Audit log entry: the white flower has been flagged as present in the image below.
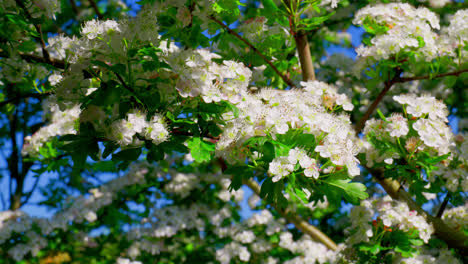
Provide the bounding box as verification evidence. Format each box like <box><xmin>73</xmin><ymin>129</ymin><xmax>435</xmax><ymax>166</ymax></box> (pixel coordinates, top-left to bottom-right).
<box><xmin>84</xmin><ymin>211</ymin><xmax>97</xmax><ymax>222</ymax></box>
<box><xmin>269</xmin><ymin>157</ymin><xmax>294</xmax><ymax>182</ymax></box>
<box><xmin>386</xmin><ymin>113</ymin><xmax>409</xmax><ymax>138</ymax></box>
<box><xmin>48</xmin><ymin>73</ymin><xmax>63</xmax><ymax>85</ymax></box>
<box><xmin>81</xmin><ymin>19</ymin><xmax>121</xmax><ymax>40</ymax></box>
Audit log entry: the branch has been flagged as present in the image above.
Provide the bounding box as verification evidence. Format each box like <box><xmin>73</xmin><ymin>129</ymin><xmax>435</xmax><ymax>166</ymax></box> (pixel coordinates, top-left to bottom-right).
<box><xmin>69</xmin><ymin>0</ymin><xmax>79</xmax><ymax>15</ymax></box>
<box><xmin>396</xmin><ymin>68</ymin><xmax>468</xmax><ymax>83</ymax></box>
<box><xmin>21</xmin><ymin>174</ymin><xmax>41</xmax><ymax>205</ymax></box>
<box><xmin>355</xmin><ymin>71</ymin><xmax>401</xmax><ymax>134</ymax></box>
<box><xmin>355</xmin><ymin>68</ymin><xmax>468</xmax><ymax>134</ymax></box>
<box><xmin>216</xmin><ymin>158</ymin><xmax>337</xmax><ymax>250</ymax></box>
<box><xmin>284</xmin><ymin>0</ymin><xmax>315</xmax><ymax>81</ymax></box>
<box><xmin>8</xmin><ymin>108</ymin><xmax>23</xmax><ymax>210</ymax></box>
<box><xmin>375</xmin><ymin>174</ymin><xmax>467</xmax><ymax>254</ymax></box>
<box><xmin>208</xmin><ymin>16</ymin><xmax>295</xmax><ymax>87</ymax></box>
<box><xmin>243</xmin><ymin>178</ymin><xmax>338</xmax><ymax>251</ymax></box>
<box><xmin>113</xmin><ymin>71</ymin><xmax>137</xmax><ymax>94</ymax></box>
<box><xmin>89</xmin><ymin>0</ymin><xmax>104</xmax><ymax>19</ymax></box>
<box><xmin>0</xmin><ymin>190</ymin><xmax>6</xmax><ymax>211</ymax></box>
<box><xmin>355</xmin><ymin>67</ymin><xmax>468</xmax><ymax>253</ymax></box>
<box><xmin>0</xmin><ymin>50</ymin><xmax>66</xmax><ymax>69</ymax></box>
<box><xmin>14</xmin><ymin>0</ymin><xmax>51</xmax><ymax>63</ymax></box>
<box><xmin>0</xmin><ymin>92</ymin><xmax>52</xmax><ymax>108</ymax></box>
<box><xmin>436</xmin><ymin>194</ymin><xmax>450</xmax><ymax>219</ymax></box>
<box><xmin>294</xmin><ymin>32</ymin><xmax>316</xmax><ymax>81</ymax></box>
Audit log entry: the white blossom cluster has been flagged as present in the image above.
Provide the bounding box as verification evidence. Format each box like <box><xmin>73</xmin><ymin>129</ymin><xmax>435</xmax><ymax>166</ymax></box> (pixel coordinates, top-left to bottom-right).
<box><xmin>237</xmin><ymin>16</ymin><xmax>290</xmax><ymax>45</ymax></box>
<box><xmin>22</xmin><ymin>101</ymin><xmax>81</xmax><ymax>156</ymax></box>
<box><xmin>354</xmin><ymin>3</ymin><xmax>440</xmax><ymax>61</ymax></box>
<box><xmin>0</xmin><ymin>0</ymin><xmax>61</xmax><ymax>19</ymax></box>
<box><xmin>0</xmin><ymin>162</ymin><xmax>156</xmax><ymax>261</ymax></box>
<box><xmin>214</xmin><ymin>209</ymin><xmax>338</xmax><ymax>264</ymax></box>
<box><xmin>320</xmin><ymin>0</ymin><xmax>341</xmax><ymax>9</ymax></box>
<box><xmin>216</xmin><ymin>80</ymin><xmax>360</xmax><ymax>178</ymax></box>
<box><xmin>378</xmin><ymin>197</ymin><xmax>434</xmax><ymax>243</ymax></box>
<box><xmin>355</xmin><ymin>3</ymin><xmax>468</xmax><ymax>66</ymax></box>
<box><xmin>363</xmin><ymin>93</ymin><xmax>454</xmax><ymax>167</ymax></box>
<box><xmin>430</xmin><ymin>133</ymin><xmax>468</xmax><ymax>192</ymax></box>
<box><xmin>439</xmin><ymin>9</ymin><xmax>468</xmax><ymax>61</ymax></box>
<box><xmin>396</xmin><ymin>247</ymin><xmax>461</xmax><ymax>264</ymax></box>
<box><xmin>418</xmin><ymin>0</ymin><xmax>452</xmax><ymax>8</ymax></box>
<box><xmin>216</xmin><ymin>242</ymin><xmax>251</xmax><ymax>264</ymax></box>
<box><xmin>116</xmin><ymin>257</ymin><xmax>142</xmax><ymax>264</ymax></box>
<box><xmin>395</xmin><ymin>93</ymin><xmax>453</xmax><ymax>156</ymax></box>
<box><xmin>110</xmin><ymin>110</ymin><xmax>169</xmax><ymax>146</ymax></box>
<box><xmin>269</xmin><ymin>147</ymin><xmax>320</xmax><ymax>182</ymax></box>
<box><xmin>280</xmin><ymin>232</ymin><xmax>339</xmax><ymax>264</ymax></box>
<box><xmin>345</xmin><ymin>196</ymin><xmax>434</xmax><ymax>247</ymax></box>
<box><xmin>442</xmin><ymin>202</ymin><xmax>468</xmax><ymax>232</ymax></box>
<box><xmin>168</xmin><ymin>49</ymin><xmax>252</xmax><ymax>104</ymax></box>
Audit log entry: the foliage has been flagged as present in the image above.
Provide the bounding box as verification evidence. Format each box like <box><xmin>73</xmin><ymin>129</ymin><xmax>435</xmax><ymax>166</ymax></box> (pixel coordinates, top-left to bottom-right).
<box><xmin>0</xmin><ymin>0</ymin><xmax>467</xmax><ymax>263</ymax></box>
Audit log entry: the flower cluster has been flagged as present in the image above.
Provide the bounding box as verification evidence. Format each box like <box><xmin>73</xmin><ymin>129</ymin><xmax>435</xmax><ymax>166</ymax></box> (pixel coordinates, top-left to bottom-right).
<box><xmin>363</xmin><ymin>93</ymin><xmax>454</xmax><ymax>168</ymax></box>
<box><xmin>22</xmin><ymin>101</ymin><xmax>81</xmax><ymax>156</ymax></box>
<box><xmin>418</xmin><ymin>0</ymin><xmax>452</xmax><ymax>8</ymax></box>
<box><xmin>345</xmin><ymin>196</ymin><xmax>434</xmax><ymax>250</ymax></box>
<box><xmin>237</xmin><ymin>16</ymin><xmax>290</xmax><ymax>45</ymax></box>
<box><xmin>378</xmin><ymin>198</ymin><xmax>434</xmax><ymax>243</ymax></box>
<box><xmin>0</xmin><ymin>162</ymin><xmax>157</xmax><ymax>261</ymax></box>
<box><xmin>439</xmin><ymin>9</ymin><xmax>468</xmax><ymax>61</ymax></box>
<box><xmin>216</xmin><ymin>80</ymin><xmax>360</xmax><ymax>177</ymax></box>
<box><xmin>110</xmin><ymin>110</ymin><xmax>169</xmax><ymax>146</ymax></box>
<box><xmin>269</xmin><ymin>147</ymin><xmax>320</xmax><ymax>182</ymax></box>
<box><xmin>396</xmin><ymin>247</ymin><xmax>461</xmax><ymax>264</ymax></box>
<box><xmin>354</xmin><ymin>3</ymin><xmax>440</xmax><ymax>61</ymax></box>
<box><xmin>168</xmin><ymin>49</ymin><xmax>252</xmax><ymax>104</ymax></box>
<box><xmin>442</xmin><ymin>202</ymin><xmax>468</xmax><ymax>232</ymax></box>
<box><xmin>279</xmin><ymin>232</ymin><xmax>338</xmax><ymax>264</ymax></box>
<box><xmin>432</xmin><ymin>133</ymin><xmax>468</xmax><ymax>192</ymax></box>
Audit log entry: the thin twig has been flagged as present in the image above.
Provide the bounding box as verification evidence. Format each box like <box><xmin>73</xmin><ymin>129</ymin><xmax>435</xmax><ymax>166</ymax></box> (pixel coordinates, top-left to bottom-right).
<box><xmin>113</xmin><ymin>71</ymin><xmax>136</xmax><ymax>94</ymax></box>
<box><xmin>396</xmin><ymin>68</ymin><xmax>468</xmax><ymax>83</ymax></box>
<box><xmin>0</xmin><ymin>49</ymin><xmax>65</xmax><ymax>69</ymax></box>
<box><xmin>89</xmin><ymin>0</ymin><xmax>104</xmax><ymax>19</ymax></box>
<box><xmin>21</xmin><ymin>174</ymin><xmax>42</xmax><ymax>205</ymax></box>
<box><xmin>355</xmin><ymin>71</ymin><xmax>401</xmax><ymax>134</ymax></box>
<box><xmin>0</xmin><ymin>92</ymin><xmax>52</xmax><ymax>108</ymax></box>
<box><xmin>355</xmin><ymin>68</ymin><xmax>467</xmax><ymax>135</ymax></box>
<box><xmin>70</xmin><ymin>0</ymin><xmax>79</xmax><ymax>15</ymax></box>
<box><xmin>217</xmin><ymin>158</ymin><xmax>337</xmax><ymax>251</ymax></box>
<box><xmin>208</xmin><ymin>15</ymin><xmax>295</xmax><ymax>87</ymax></box>
<box><xmin>436</xmin><ymin>194</ymin><xmax>450</xmax><ymax>219</ymax></box>
<box><xmin>0</xmin><ymin>191</ymin><xmax>6</xmax><ymax>211</ymax></box>
<box><xmin>243</xmin><ymin>178</ymin><xmax>338</xmax><ymax>251</ymax></box>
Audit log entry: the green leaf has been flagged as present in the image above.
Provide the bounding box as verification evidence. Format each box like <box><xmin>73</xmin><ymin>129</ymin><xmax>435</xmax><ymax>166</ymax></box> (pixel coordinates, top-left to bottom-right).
<box><xmin>113</xmin><ymin>148</ymin><xmax>142</xmax><ymax>161</ymax></box>
<box><xmin>377</xmin><ymin>108</ymin><xmax>387</xmax><ymax>122</ymax></box>
<box><xmin>186</xmin><ymin>137</ymin><xmax>215</xmax><ymax>163</ymax></box>
<box><xmin>409</xmin><ymin>239</ymin><xmax>424</xmax><ymax>246</ymax></box>
<box><xmin>300</xmin><ymin>12</ymin><xmax>335</xmax><ymax>31</ymax></box>
<box><xmin>225</xmin><ymin>165</ymin><xmax>252</xmax><ymax>190</ymax></box>
<box><xmin>103</xmin><ymin>142</ymin><xmax>119</xmax><ymax>159</ymax></box>
<box><xmin>147</xmin><ymin>145</ymin><xmax>164</xmax><ymax>162</ymax></box>
<box><xmin>324</xmin><ymin>178</ymin><xmax>368</xmax><ymax>204</ymax></box>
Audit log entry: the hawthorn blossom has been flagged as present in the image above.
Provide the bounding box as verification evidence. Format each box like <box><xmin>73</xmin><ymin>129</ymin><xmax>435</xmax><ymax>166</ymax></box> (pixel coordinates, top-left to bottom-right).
<box><xmin>269</xmin><ymin>157</ymin><xmax>294</xmax><ymax>182</ymax></box>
